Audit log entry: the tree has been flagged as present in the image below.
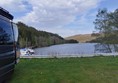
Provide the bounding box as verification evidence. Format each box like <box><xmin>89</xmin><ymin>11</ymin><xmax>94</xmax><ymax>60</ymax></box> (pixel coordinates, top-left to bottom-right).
<box><xmin>94</xmin><ymin>8</ymin><xmax>118</xmax><ymax>44</ymax></box>
<box><xmin>94</xmin><ymin>8</ymin><xmax>118</xmax><ymax>52</ymax></box>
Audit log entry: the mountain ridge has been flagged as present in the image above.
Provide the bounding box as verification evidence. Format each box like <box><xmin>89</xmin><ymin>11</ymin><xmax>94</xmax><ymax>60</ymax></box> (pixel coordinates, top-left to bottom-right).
<box><xmin>65</xmin><ymin>34</ymin><xmax>97</xmax><ymax>43</ymax></box>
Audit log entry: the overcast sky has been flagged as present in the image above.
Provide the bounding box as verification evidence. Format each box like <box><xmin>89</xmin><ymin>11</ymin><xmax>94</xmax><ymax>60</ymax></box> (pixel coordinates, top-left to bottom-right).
<box><xmin>0</xmin><ymin>0</ymin><xmax>118</xmax><ymax>37</ymax></box>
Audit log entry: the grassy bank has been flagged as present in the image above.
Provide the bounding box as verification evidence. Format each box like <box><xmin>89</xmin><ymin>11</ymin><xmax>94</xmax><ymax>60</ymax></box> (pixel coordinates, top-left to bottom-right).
<box><xmin>9</xmin><ymin>56</ymin><xmax>118</xmax><ymax>83</ymax></box>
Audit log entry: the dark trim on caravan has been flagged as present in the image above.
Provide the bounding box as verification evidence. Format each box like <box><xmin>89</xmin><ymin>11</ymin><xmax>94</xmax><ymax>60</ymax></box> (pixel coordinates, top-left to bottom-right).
<box><xmin>0</xmin><ymin>7</ymin><xmax>13</xmax><ymax>20</ymax></box>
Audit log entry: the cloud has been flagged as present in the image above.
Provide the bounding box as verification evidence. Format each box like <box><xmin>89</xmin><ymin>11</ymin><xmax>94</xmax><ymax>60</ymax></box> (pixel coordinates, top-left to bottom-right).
<box><xmin>19</xmin><ymin>0</ymin><xmax>101</xmax><ymax>27</ymax></box>
<box><xmin>0</xmin><ymin>0</ymin><xmax>103</xmax><ymax>37</ymax></box>
<box><xmin>0</xmin><ymin>0</ymin><xmax>29</xmax><ymax>13</ymax></box>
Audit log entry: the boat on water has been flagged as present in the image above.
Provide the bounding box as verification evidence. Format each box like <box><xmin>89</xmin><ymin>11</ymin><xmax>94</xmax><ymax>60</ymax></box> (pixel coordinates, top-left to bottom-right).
<box><xmin>20</xmin><ymin>48</ymin><xmax>35</xmax><ymax>56</ymax></box>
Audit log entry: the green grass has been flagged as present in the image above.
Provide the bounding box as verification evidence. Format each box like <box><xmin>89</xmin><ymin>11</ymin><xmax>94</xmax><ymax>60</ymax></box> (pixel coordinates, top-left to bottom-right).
<box><xmin>9</xmin><ymin>56</ymin><xmax>118</xmax><ymax>83</ymax></box>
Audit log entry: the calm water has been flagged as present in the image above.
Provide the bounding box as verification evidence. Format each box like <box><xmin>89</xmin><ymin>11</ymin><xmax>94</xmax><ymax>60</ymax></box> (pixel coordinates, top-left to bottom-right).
<box><xmin>34</xmin><ymin>43</ymin><xmax>118</xmax><ymax>57</ymax></box>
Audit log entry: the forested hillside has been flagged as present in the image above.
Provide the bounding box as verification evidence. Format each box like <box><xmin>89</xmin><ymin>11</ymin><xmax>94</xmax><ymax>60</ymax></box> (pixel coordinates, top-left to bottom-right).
<box><xmin>17</xmin><ymin>22</ymin><xmax>78</xmax><ymax>48</ymax></box>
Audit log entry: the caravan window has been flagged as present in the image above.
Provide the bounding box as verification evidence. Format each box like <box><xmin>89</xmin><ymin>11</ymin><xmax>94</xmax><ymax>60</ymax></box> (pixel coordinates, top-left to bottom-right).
<box><xmin>0</xmin><ymin>19</ymin><xmax>13</xmax><ymax>44</ymax></box>
<box><xmin>12</xmin><ymin>23</ymin><xmax>18</xmax><ymax>42</ymax></box>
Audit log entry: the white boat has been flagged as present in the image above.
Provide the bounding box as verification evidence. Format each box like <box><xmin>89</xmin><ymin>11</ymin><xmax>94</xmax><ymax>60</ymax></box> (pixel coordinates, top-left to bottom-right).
<box><xmin>20</xmin><ymin>48</ymin><xmax>35</xmax><ymax>56</ymax></box>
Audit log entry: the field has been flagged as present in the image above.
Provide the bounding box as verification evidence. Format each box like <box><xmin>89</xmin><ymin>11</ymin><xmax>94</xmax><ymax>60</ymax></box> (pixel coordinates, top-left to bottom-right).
<box><xmin>9</xmin><ymin>56</ymin><xmax>118</xmax><ymax>83</ymax></box>
<box><xmin>65</xmin><ymin>34</ymin><xmax>96</xmax><ymax>43</ymax></box>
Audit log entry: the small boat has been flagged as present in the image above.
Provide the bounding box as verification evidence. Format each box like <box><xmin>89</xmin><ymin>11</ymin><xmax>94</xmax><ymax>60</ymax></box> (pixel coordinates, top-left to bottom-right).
<box><xmin>20</xmin><ymin>48</ymin><xmax>35</xmax><ymax>56</ymax></box>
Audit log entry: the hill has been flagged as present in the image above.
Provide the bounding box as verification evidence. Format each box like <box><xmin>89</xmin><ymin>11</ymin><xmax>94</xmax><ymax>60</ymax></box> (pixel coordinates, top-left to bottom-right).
<box><xmin>17</xmin><ymin>22</ymin><xmax>65</xmax><ymax>48</ymax></box>
<box><xmin>65</xmin><ymin>34</ymin><xmax>97</xmax><ymax>43</ymax></box>
<box><xmin>17</xmin><ymin>22</ymin><xmax>78</xmax><ymax>48</ymax></box>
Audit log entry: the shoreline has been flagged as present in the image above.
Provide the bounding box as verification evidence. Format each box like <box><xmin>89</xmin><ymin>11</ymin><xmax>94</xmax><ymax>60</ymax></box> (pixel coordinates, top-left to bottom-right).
<box><xmin>20</xmin><ymin>53</ymin><xmax>118</xmax><ymax>58</ymax></box>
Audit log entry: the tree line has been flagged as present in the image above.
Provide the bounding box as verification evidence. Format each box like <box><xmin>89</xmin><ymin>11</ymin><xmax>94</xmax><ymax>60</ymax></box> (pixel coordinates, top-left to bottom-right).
<box><xmin>17</xmin><ymin>22</ymin><xmax>78</xmax><ymax>48</ymax></box>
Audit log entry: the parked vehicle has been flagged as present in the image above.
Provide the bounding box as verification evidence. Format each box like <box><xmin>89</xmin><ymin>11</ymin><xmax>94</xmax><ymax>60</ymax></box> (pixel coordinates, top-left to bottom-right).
<box><xmin>20</xmin><ymin>48</ymin><xmax>34</xmax><ymax>56</ymax></box>
<box><xmin>0</xmin><ymin>7</ymin><xmax>20</xmax><ymax>82</ymax></box>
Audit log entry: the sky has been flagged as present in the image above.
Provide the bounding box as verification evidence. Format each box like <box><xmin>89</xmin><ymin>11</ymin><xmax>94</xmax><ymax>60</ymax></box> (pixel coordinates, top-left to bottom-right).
<box><xmin>0</xmin><ymin>0</ymin><xmax>118</xmax><ymax>37</ymax></box>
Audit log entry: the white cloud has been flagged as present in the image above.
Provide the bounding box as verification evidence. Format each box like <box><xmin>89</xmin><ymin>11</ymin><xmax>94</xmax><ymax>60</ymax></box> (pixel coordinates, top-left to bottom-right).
<box><xmin>0</xmin><ymin>0</ymin><xmax>103</xmax><ymax>37</ymax></box>
<box><xmin>0</xmin><ymin>0</ymin><xmax>29</xmax><ymax>12</ymax></box>
<box><xmin>19</xmin><ymin>0</ymin><xmax>101</xmax><ymax>27</ymax></box>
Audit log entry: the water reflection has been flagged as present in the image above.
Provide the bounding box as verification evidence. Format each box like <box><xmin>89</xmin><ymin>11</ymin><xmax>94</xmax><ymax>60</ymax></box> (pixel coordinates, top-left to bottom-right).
<box><xmin>94</xmin><ymin>43</ymin><xmax>118</xmax><ymax>53</ymax></box>
<box><xmin>0</xmin><ymin>27</ymin><xmax>10</xmax><ymax>44</ymax></box>
<box><xmin>34</xmin><ymin>43</ymin><xmax>118</xmax><ymax>56</ymax></box>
